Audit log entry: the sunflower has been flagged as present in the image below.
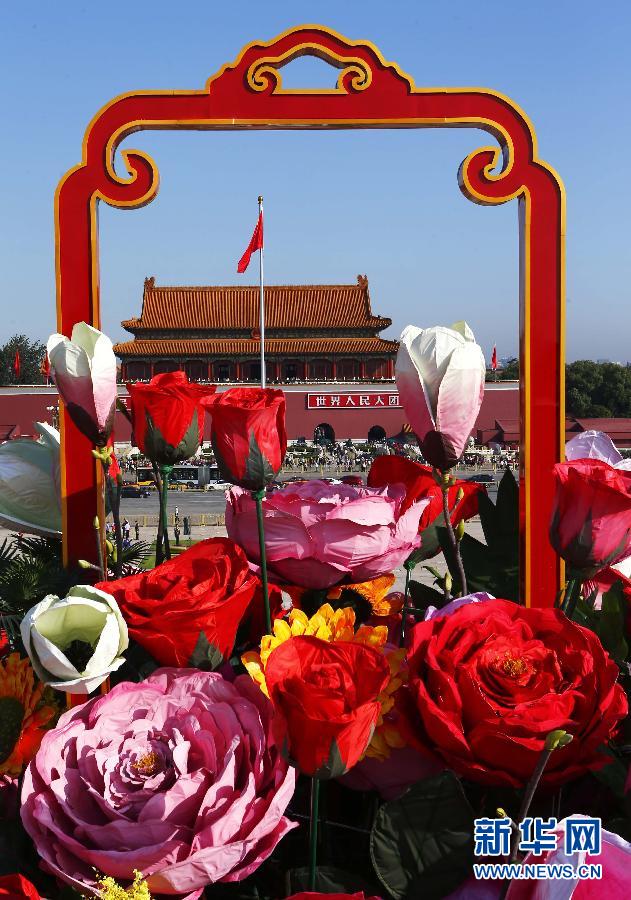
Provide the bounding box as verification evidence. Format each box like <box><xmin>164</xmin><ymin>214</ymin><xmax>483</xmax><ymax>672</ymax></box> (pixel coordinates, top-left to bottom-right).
<box><xmin>242</xmin><ymin>603</ymin><xmax>406</xmax><ymax>761</ymax></box>
<box><xmin>0</xmin><ymin>653</ymin><xmax>57</xmax><ymax>776</ymax></box>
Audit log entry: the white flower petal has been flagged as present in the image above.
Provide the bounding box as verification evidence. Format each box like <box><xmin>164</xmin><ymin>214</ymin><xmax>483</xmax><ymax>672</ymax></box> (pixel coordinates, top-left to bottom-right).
<box><xmin>395</xmin><ymin>331</ymin><xmax>435</xmax><ymax>441</ymax></box>
<box><xmin>435</xmin><ymin>341</ymin><xmax>486</xmax><ymax>460</ymax></box>
<box><xmin>83</xmin><ymin>612</ymin><xmax>121</xmax><ymax>677</ymax></box>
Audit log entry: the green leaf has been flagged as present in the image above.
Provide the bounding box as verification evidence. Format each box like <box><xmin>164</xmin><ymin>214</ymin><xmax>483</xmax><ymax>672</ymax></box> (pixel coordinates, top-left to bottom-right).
<box><xmin>408</xmin><ymin>580</ymin><xmax>445</xmax><ymax>612</ymax></box>
<box><xmin>591</xmin><ymin>748</ymin><xmax>629</xmax><ymax>799</ymax></box>
<box><xmin>188</xmin><ymin>632</ymin><xmax>225</xmax><ymax>671</ymax></box>
<box><xmin>496</xmin><ymin>467</ymin><xmax>519</xmax><ymax>536</ymax></box>
<box><xmin>244</xmin><ymin>429</ymin><xmax>276</xmax><ymax>490</ymax></box>
<box><xmin>412</xmin><ymin>521</ymin><xmax>445</xmax><ymax>563</ymax></box>
<box><xmin>370</xmin><ymin>771</ymin><xmax>475</xmax><ymax>899</ymax></box>
<box><xmin>0</xmin><ymin>696</ymin><xmax>24</xmax><ymax>764</ymax></box>
<box><xmin>597</xmin><ymin>581</ymin><xmax>629</xmax><ymax>663</ymax></box>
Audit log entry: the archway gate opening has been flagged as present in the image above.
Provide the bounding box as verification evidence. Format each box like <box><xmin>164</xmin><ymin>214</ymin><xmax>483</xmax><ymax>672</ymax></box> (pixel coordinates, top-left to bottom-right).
<box><xmin>55</xmin><ymin>25</ymin><xmax>565</xmax><ymax>607</ymax></box>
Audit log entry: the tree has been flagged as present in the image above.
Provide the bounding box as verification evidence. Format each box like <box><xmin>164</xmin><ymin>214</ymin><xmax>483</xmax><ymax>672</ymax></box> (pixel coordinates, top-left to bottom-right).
<box><xmin>0</xmin><ymin>335</ymin><xmax>47</xmax><ymax>385</ymax></box>
<box><xmin>566</xmin><ymin>360</ymin><xmax>631</xmax><ymax>418</ymax></box>
<box><xmin>485</xmin><ymin>357</ymin><xmax>519</xmax><ymax>382</ymax></box>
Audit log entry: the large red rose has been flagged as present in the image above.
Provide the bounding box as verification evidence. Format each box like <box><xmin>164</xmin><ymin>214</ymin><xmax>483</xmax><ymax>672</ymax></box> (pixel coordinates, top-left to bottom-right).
<box><xmin>265</xmin><ymin>636</ymin><xmax>390</xmax><ymax>778</ymax></box>
<box><xmin>0</xmin><ymin>875</ymin><xmax>40</xmax><ymax>899</ymax></box>
<box><xmin>205</xmin><ymin>387</ymin><xmax>286</xmax><ymax>491</ymax></box>
<box><xmin>550</xmin><ymin>458</ymin><xmax>631</xmax><ymax>574</ymax></box>
<box><xmin>126</xmin><ymin>371</ymin><xmax>215</xmax><ymax>465</ymax></box>
<box><xmin>405</xmin><ymin>598</ymin><xmax>627</xmax><ymax>787</ymax></box>
<box><xmin>368</xmin><ymin>454</ymin><xmax>482</xmax><ymax>532</ymax></box>
<box><xmin>96</xmin><ymin>538</ymin><xmax>257</xmax><ymax>667</ymax></box>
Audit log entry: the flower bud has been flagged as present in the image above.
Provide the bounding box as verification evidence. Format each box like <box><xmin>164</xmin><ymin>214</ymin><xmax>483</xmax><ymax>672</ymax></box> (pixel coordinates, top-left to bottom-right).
<box><xmin>20</xmin><ymin>585</ymin><xmax>128</xmax><ymax>695</ymax></box>
<box><xmin>544</xmin><ymin>729</ymin><xmax>574</xmax><ymax>751</ymax></box>
<box><xmin>455</xmin><ymin>519</ymin><xmax>466</xmax><ymax>542</ymax></box>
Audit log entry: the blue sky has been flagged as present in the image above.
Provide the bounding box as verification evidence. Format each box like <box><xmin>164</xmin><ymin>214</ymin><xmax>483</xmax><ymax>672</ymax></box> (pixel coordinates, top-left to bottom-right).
<box><xmin>1</xmin><ymin>0</ymin><xmax>630</xmax><ymax>362</ymax></box>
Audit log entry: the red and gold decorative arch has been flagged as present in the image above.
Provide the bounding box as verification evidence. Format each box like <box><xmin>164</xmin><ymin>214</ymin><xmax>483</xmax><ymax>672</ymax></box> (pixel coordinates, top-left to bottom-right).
<box><xmin>55</xmin><ymin>25</ymin><xmax>565</xmax><ymax>606</ymax></box>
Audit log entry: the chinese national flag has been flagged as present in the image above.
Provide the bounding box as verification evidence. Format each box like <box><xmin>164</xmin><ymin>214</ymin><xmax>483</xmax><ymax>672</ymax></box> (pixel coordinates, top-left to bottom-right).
<box><xmin>41</xmin><ymin>353</ymin><xmax>51</xmax><ymax>379</ymax></box>
<box><xmin>491</xmin><ymin>345</ymin><xmax>498</xmax><ymax>372</ymax></box>
<box><xmin>13</xmin><ymin>350</ymin><xmax>21</xmax><ymax>379</ymax></box>
<box><xmin>237</xmin><ymin>211</ymin><xmax>263</xmax><ymax>273</ymax></box>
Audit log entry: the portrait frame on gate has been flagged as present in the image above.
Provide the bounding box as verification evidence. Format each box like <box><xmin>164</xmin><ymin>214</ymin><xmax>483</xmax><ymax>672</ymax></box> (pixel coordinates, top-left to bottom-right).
<box><xmin>54</xmin><ymin>24</ymin><xmax>565</xmax><ymax>605</ymax></box>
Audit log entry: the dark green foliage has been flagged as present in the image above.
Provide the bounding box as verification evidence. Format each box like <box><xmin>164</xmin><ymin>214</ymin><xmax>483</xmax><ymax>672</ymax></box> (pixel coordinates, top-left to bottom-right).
<box><xmin>566</xmin><ymin>360</ymin><xmax>631</xmax><ymax>417</ymax></box>
<box><xmin>486</xmin><ymin>356</ymin><xmax>518</xmax><ymax>381</ymax></box>
<box><xmin>370</xmin><ymin>771</ymin><xmax>476</xmax><ymax>899</ymax></box>
<box><xmin>288</xmin><ymin>866</ymin><xmax>382</xmax><ymax>897</ymax></box>
<box><xmin>0</xmin><ymin>536</ymin><xmax>77</xmax><ymax>615</ymax></box>
<box><xmin>0</xmin><ymin>697</ymin><xmax>24</xmax><ymax>764</ymax></box>
<box><xmin>408</xmin><ymin>578</ymin><xmax>445</xmax><ymax>612</ymax></box>
<box><xmin>596</xmin><ymin>581</ymin><xmax>629</xmax><ymax>664</ymax></box>
<box><xmin>439</xmin><ymin>468</ymin><xmax>519</xmax><ymax>601</ymax></box>
<box><xmin>188</xmin><ymin>631</ymin><xmax>225</xmax><ymax>670</ymax></box>
<box><xmin>487</xmin><ymin>358</ymin><xmax>631</xmax><ymax>416</ymax></box>
<box><xmin>108</xmin><ymin>539</ymin><xmax>152</xmax><ymax>573</ymax></box>
<box><xmin>0</xmin><ymin>334</ymin><xmax>47</xmax><ymax>385</ymax></box>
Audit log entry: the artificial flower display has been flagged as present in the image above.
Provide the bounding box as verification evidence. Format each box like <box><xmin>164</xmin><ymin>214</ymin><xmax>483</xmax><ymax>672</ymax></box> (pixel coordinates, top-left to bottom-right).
<box><xmin>242</xmin><ymin>603</ymin><xmax>406</xmax><ymax>760</ymax></box>
<box><xmin>20</xmin><ymin>585</ymin><xmax>128</xmax><ymax>695</ymax></box>
<box><xmin>47</xmin><ymin>322</ymin><xmax>117</xmax><ymax>446</ymax></box>
<box><xmin>265</xmin><ymin>635</ymin><xmax>391</xmax><ymax>778</ymax></box>
<box><xmin>205</xmin><ymin>387</ymin><xmax>287</xmax><ymax>491</ymax></box>
<box><xmin>0</xmin><ymin>874</ymin><xmax>41</xmax><ymax>899</ymax></box>
<box><xmin>96</xmin><ymin>538</ymin><xmax>258</xmax><ymax>667</ymax></box>
<box><xmin>126</xmin><ymin>371</ymin><xmax>216</xmax><ymax>465</ymax></box>
<box><xmin>395</xmin><ymin>321</ymin><xmax>486</xmax><ymax>470</ymax></box>
<box><xmin>226</xmin><ymin>479</ymin><xmax>427</xmax><ymax>589</ymax></box>
<box><xmin>405</xmin><ymin>597</ymin><xmax>627</xmax><ymax>787</ymax></box>
<box><xmin>0</xmin><ymin>654</ymin><xmax>56</xmax><ymax>777</ymax></box>
<box><xmin>566</xmin><ymin>428</ymin><xmax>631</xmax><ymax>469</ymax></box>
<box><xmin>549</xmin><ymin>458</ymin><xmax>631</xmax><ymax>574</ymax></box>
<box><xmin>20</xmin><ymin>669</ymin><xmax>296</xmax><ymax>896</ymax></box>
<box><xmin>367</xmin><ymin>453</ymin><xmax>483</xmax><ymax>532</ymax></box>
<box><xmin>0</xmin><ymin>422</ymin><xmax>61</xmax><ymax>537</ymax></box>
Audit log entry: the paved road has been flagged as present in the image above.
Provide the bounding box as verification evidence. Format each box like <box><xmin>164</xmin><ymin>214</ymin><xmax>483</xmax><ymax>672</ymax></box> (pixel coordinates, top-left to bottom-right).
<box><xmin>118</xmin><ymin>468</ymin><xmax>503</xmax><ymax>521</ymax></box>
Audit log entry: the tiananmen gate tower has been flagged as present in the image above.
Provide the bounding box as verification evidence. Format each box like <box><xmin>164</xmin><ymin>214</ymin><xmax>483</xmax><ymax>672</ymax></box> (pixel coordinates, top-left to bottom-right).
<box><xmin>114</xmin><ymin>274</ymin><xmax>398</xmax><ymax>385</ymax></box>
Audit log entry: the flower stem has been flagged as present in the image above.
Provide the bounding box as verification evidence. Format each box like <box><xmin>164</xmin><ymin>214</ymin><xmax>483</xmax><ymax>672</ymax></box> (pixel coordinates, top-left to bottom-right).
<box><xmin>103</xmin><ymin>466</ymin><xmax>123</xmax><ymax>578</ymax></box>
<box><xmin>441</xmin><ymin>475</ymin><xmax>467</xmax><ymax>596</ymax></box>
<box><xmin>562</xmin><ymin>577</ymin><xmax>583</xmax><ymax>620</ymax></box>
<box><xmin>93</xmin><ymin>516</ymin><xmax>105</xmax><ymax>580</ymax></box>
<box><xmin>309</xmin><ymin>776</ymin><xmax>321</xmax><ymax>891</ymax></box>
<box><xmin>153</xmin><ymin>464</ymin><xmax>164</xmax><ymax>565</ymax></box>
<box><xmin>253</xmin><ymin>489</ymin><xmax>272</xmax><ymax>634</ymax></box>
<box><xmin>399</xmin><ymin>561</ymin><xmax>413</xmax><ymax>648</ymax></box>
<box><xmin>160</xmin><ymin>466</ymin><xmax>172</xmax><ymax>561</ymax></box>
<box><xmin>499</xmin><ymin>734</ymin><xmax>570</xmax><ymax>900</ymax></box>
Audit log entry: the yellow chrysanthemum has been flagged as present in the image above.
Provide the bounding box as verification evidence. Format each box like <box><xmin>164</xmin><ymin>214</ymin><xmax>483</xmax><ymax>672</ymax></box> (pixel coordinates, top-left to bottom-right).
<box><xmin>242</xmin><ymin>604</ymin><xmax>406</xmax><ymax>761</ymax></box>
<box><xmin>96</xmin><ymin>870</ymin><xmax>151</xmax><ymax>900</ymax></box>
<box><xmin>327</xmin><ymin>574</ymin><xmax>403</xmax><ymax>617</ymax></box>
<box><xmin>0</xmin><ymin>653</ymin><xmax>57</xmax><ymax>776</ymax></box>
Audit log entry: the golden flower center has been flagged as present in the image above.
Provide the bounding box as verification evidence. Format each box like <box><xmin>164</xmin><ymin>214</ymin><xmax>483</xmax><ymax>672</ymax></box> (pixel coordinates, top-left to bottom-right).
<box><xmin>133</xmin><ymin>751</ymin><xmax>160</xmax><ymax>775</ymax></box>
<box><xmin>494</xmin><ymin>652</ymin><xmax>529</xmax><ymax>679</ymax></box>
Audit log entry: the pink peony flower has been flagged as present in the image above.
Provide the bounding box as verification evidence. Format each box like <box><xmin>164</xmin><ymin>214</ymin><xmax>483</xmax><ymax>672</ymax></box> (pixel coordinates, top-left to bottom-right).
<box><xmin>226</xmin><ymin>480</ymin><xmax>428</xmax><ymax>590</ymax></box>
<box><xmin>21</xmin><ymin>669</ymin><xmax>296</xmax><ymax>899</ymax></box>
